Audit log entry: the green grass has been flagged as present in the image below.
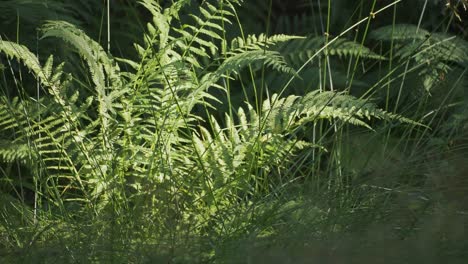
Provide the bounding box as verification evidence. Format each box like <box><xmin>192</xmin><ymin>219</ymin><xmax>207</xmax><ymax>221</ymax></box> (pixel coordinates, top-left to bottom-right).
<box><xmin>0</xmin><ymin>0</ymin><xmax>467</xmax><ymax>263</ymax></box>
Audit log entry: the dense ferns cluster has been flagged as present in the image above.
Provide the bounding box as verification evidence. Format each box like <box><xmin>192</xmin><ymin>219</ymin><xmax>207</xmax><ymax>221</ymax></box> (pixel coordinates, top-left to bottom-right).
<box><xmin>0</xmin><ymin>0</ymin><xmax>445</xmax><ymax>236</ymax></box>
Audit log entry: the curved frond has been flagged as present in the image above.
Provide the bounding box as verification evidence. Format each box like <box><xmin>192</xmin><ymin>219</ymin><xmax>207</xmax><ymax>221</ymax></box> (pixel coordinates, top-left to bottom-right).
<box><xmin>279</xmin><ymin>36</ymin><xmax>386</xmax><ymax>67</ymax></box>
<box><xmin>371</xmin><ymin>24</ymin><xmax>468</xmax><ymax>91</ymax></box>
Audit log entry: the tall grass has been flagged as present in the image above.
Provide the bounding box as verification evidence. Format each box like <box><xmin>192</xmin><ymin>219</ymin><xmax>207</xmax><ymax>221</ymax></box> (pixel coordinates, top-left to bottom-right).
<box><xmin>0</xmin><ymin>0</ymin><xmax>467</xmax><ymax>263</ymax></box>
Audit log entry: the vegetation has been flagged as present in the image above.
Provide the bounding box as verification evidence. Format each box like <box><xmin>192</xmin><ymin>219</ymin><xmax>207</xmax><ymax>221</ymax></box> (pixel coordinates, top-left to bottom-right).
<box><xmin>0</xmin><ymin>0</ymin><xmax>467</xmax><ymax>263</ymax></box>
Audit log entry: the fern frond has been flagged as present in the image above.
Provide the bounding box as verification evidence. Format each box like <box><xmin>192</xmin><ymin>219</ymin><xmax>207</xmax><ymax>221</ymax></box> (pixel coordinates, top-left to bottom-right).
<box><xmin>188</xmin><ymin>88</ymin><xmax>418</xmax><ymax>200</ymax></box>
<box><xmin>40</xmin><ymin>20</ymin><xmax>128</xmax><ymax>153</ymax></box>
<box><xmin>0</xmin><ymin>36</ymin><xmax>105</xmax><ymax>201</ymax></box>
<box><xmin>0</xmin><ymin>141</ymin><xmax>33</xmax><ymax>164</ymax></box>
<box><xmin>40</xmin><ymin>20</ymin><xmax>122</xmax><ymax>89</ymax></box>
<box><xmin>372</xmin><ymin>25</ymin><xmax>468</xmax><ymax>65</ymax></box>
<box><xmin>0</xmin><ymin>40</ymin><xmax>46</xmax><ymax>81</ymax></box>
<box><xmin>169</xmin><ymin>1</ymin><xmax>235</xmax><ymax>62</ymax></box>
<box><xmin>227</xmin><ymin>34</ymin><xmax>304</xmax><ymax>54</ymax></box>
<box><xmin>371</xmin><ymin>24</ymin><xmax>468</xmax><ymax>91</ymax></box>
<box><xmin>260</xmin><ymin>90</ymin><xmax>421</xmax><ymax>131</ymax></box>
<box><xmin>279</xmin><ymin>36</ymin><xmax>386</xmax><ymax>67</ymax></box>
<box><xmin>0</xmin><ymin>96</ymin><xmax>88</xmax><ymax>194</ymax></box>
<box><xmin>370</xmin><ymin>24</ymin><xmax>430</xmax><ymax>41</ymax></box>
<box><xmin>200</xmin><ymin>50</ymin><xmax>296</xmax><ymax>92</ymax></box>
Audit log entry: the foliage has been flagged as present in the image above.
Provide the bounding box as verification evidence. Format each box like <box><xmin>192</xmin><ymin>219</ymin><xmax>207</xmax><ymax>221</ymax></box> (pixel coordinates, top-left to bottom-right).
<box><xmin>0</xmin><ymin>0</ymin><xmax>467</xmax><ymax>262</ymax></box>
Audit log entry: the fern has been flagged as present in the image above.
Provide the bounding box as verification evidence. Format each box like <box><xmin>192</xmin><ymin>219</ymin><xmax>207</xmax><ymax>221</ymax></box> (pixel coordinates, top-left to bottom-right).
<box><xmin>226</xmin><ymin>33</ymin><xmax>304</xmax><ymax>53</ymax></box>
<box><xmin>40</xmin><ymin>21</ymin><xmax>124</xmax><ymax>124</ymax></box>
<box><xmin>0</xmin><ymin>40</ymin><xmax>46</xmax><ymax>81</ymax></box>
<box><xmin>188</xmin><ymin>89</ymin><xmax>417</xmax><ymax>198</ymax></box>
<box><xmin>370</xmin><ymin>24</ymin><xmax>431</xmax><ymax>41</ymax></box>
<box><xmin>0</xmin><ymin>95</ymin><xmax>88</xmax><ymax>199</ymax></box>
<box><xmin>279</xmin><ymin>36</ymin><xmax>386</xmax><ymax>68</ymax></box>
<box><xmin>0</xmin><ymin>31</ymin><xmax>123</xmax><ymax>206</ymax></box>
<box><xmin>370</xmin><ymin>24</ymin><xmax>468</xmax><ymax>91</ymax></box>
<box><xmin>0</xmin><ymin>0</ymin><xmax>423</xmax><ymax>245</ymax></box>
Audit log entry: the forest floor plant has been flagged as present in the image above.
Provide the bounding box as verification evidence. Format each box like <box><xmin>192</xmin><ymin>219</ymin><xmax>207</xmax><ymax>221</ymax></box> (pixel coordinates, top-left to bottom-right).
<box><xmin>0</xmin><ymin>0</ymin><xmax>467</xmax><ymax>263</ymax></box>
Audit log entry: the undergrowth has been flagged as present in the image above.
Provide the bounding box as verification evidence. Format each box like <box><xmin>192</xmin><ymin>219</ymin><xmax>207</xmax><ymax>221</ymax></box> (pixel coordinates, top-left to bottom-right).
<box><xmin>0</xmin><ymin>0</ymin><xmax>467</xmax><ymax>263</ymax></box>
